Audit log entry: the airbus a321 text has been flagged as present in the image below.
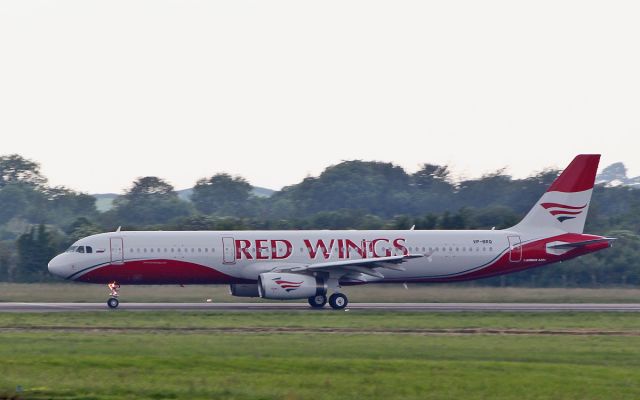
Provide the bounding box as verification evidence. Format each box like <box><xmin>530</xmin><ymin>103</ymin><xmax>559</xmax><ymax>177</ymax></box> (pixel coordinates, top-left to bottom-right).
<box><xmin>48</xmin><ymin>155</ymin><xmax>615</xmax><ymax>309</ymax></box>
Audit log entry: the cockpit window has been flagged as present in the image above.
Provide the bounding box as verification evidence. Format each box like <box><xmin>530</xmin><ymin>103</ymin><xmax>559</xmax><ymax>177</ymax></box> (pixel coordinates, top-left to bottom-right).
<box><xmin>65</xmin><ymin>245</ymin><xmax>94</xmax><ymax>254</ymax></box>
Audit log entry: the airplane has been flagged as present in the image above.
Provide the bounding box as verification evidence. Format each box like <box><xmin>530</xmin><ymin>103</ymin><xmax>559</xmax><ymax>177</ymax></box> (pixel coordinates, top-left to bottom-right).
<box><xmin>48</xmin><ymin>154</ymin><xmax>615</xmax><ymax>309</ymax></box>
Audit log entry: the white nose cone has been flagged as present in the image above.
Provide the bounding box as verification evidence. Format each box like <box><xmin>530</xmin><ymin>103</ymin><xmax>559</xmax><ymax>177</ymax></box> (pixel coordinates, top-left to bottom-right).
<box><xmin>48</xmin><ymin>255</ymin><xmax>66</xmax><ymax>278</ymax></box>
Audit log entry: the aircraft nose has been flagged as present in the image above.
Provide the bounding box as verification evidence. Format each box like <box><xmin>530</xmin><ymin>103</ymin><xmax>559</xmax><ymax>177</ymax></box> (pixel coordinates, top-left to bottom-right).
<box><xmin>48</xmin><ymin>255</ymin><xmax>67</xmax><ymax>278</ymax></box>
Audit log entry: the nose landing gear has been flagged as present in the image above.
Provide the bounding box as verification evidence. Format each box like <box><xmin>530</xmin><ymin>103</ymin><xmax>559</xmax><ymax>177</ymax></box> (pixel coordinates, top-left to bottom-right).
<box><xmin>107</xmin><ymin>297</ymin><xmax>119</xmax><ymax>309</ymax></box>
<box><xmin>107</xmin><ymin>282</ymin><xmax>120</xmax><ymax>309</ymax></box>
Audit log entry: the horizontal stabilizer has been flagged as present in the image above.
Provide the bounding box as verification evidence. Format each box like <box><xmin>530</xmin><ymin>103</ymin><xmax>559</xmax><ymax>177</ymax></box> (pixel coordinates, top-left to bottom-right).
<box><xmin>547</xmin><ymin>238</ymin><xmax>617</xmax><ymax>250</ymax></box>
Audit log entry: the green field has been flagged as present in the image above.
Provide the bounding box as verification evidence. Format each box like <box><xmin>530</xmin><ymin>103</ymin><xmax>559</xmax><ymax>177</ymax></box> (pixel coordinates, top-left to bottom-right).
<box><xmin>2</xmin><ymin>311</ymin><xmax>640</xmax><ymax>399</ymax></box>
<box><xmin>2</xmin><ymin>283</ymin><xmax>640</xmax><ymax>303</ymax></box>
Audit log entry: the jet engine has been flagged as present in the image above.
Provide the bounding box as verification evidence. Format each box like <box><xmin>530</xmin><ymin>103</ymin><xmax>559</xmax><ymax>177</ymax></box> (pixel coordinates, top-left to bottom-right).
<box><xmin>258</xmin><ymin>272</ymin><xmax>327</xmax><ymax>300</ymax></box>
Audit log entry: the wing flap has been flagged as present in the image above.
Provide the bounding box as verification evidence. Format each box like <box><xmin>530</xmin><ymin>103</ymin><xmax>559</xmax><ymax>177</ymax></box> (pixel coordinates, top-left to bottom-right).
<box><xmin>286</xmin><ymin>254</ymin><xmax>423</xmax><ymax>274</ymax></box>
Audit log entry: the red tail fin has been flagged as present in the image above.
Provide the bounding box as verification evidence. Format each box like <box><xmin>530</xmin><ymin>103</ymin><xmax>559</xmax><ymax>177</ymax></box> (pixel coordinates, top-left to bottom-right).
<box><xmin>510</xmin><ymin>154</ymin><xmax>600</xmax><ymax>236</ymax></box>
<box><xmin>547</xmin><ymin>154</ymin><xmax>600</xmax><ymax>193</ymax></box>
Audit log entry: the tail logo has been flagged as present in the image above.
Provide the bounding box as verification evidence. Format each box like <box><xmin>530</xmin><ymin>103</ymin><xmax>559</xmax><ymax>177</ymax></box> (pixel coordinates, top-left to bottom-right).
<box><xmin>273</xmin><ymin>277</ymin><xmax>303</xmax><ymax>292</ymax></box>
<box><xmin>541</xmin><ymin>202</ymin><xmax>587</xmax><ymax>223</ymax></box>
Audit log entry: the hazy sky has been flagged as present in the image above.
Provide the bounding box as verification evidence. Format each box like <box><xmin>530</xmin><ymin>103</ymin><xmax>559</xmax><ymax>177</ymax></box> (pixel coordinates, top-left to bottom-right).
<box><xmin>1</xmin><ymin>1</ymin><xmax>639</xmax><ymax>194</ymax></box>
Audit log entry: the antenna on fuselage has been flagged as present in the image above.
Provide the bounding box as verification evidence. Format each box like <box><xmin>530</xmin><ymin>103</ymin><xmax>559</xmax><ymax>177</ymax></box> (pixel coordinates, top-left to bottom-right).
<box><xmin>116</xmin><ymin>226</ymin><xmax>121</xmax><ymax>232</ymax></box>
<box><xmin>410</xmin><ymin>225</ymin><xmax>415</xmax><ymax>230</ymax></box>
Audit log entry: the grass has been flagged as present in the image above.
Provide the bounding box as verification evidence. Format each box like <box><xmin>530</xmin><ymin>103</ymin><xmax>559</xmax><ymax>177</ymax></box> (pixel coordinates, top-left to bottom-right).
<box><xmin>1</xmin><ymin>312</ymin><xmax>640</xmax><ymax>399</ymax></box>
<box><xmin>2</xmin><ymin>311</ymin><xmax>640</xmax><ymax>331</ymax></box>
<box><xmin>2</xmin><ymin>283</ymin><xmax>640</xmax><ymax>303</ymax></box>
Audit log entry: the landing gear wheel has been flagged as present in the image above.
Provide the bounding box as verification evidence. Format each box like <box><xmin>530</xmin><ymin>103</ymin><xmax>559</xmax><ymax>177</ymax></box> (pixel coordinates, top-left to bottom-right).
<box><xmin>308</xmin><ymin>295</ymin><xmax>327</xmax><ymax>308</ymax></box>
<box><xmin>107</xmin><ymin>297</ymin><xmax>119</xmax><ymax>309</ymax></box>
<box><xmin>329</xmin><ymin>293</ymin><xmax>348</xmax><ymax>310</ymax></box>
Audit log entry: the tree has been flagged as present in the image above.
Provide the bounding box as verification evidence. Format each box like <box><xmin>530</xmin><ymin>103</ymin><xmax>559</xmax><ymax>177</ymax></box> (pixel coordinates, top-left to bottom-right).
<box><xmin>44</xmin><ymin>186</ymin><xmax>98</xmax><ymax>226</ymax></box>
<box><xmin>110</xmin><ymin>177</ymin><xmax>191</xmax><ymax>226</ymax></box>
<box><xmin>411</xmin><ymin>163</ymin><xmax>456</xmax><ymax>214</ymax></box>
<box><xmin>191</xmin><ymin>173</ymin><xmax>253</xmax><ymax>216</ymax></box>
<box><xmin>15</xmin><ymin>224</ymin><xmax>60</xmax><ymax>282</ymax></box>
<box><xmin>0</xmin><ymin>154</ymin><xmax>47</xmax><ymax>188</ymax></box>
<box><xmin>0</xmin><ymin>184</ymin><xmax>30</xmax><ymax>224</ymax></box>
<box><xmin>0</xmin><ymin>241</ymin><xmax>14</xmax><ymax>281</ymax></box>
<box><xmin>412</xmin><ymin>164</ymin><xmax>453</xmax><ymax>190</ymax></box>
<box><xmin>125</xmin><ymin>176</ymin><xmax>176</xmax><ymax>199</ymax></box>
<box><xmin>271</xmin><ymin>160</ymin><xmax>413</xmax><ymax>217</ymax></box>
<box><xmin>64</xmin><ymin>217</ymin><xmax>104</xmax><ymax>244</ymax></box>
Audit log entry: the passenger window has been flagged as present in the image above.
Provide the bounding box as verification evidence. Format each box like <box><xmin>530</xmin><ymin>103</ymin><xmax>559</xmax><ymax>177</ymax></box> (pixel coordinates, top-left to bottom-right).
<box><xmin>86</xmin><ymin>246</ymin><xmax>93</xmax><ymax>254</ymax></box>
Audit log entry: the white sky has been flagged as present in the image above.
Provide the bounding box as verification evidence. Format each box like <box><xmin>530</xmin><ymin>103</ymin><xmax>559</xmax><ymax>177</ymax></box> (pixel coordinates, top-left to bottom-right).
<box><xmin>1</xmin><ymin>1</ymin><xmax>639</xmax><ymax>194</ymax></box>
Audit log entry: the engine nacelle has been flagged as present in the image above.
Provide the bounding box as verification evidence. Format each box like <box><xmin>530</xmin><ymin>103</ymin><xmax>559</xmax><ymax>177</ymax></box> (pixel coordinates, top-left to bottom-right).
<box><xmin>258</xmin><ymin>272</ymin><xmax>327</xmax><ymax>300</ymax></box>
<box><xmin>229</xmin><ymin>283</ymin><xmax>260</xmax><ymax>297</ymax></box>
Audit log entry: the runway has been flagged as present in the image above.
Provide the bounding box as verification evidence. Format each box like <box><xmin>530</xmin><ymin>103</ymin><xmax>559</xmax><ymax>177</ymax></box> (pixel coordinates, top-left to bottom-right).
<box><xmin>2</xmin><ymin>302</ymin><xmax>640</xmax><ymax>312</ymax></box>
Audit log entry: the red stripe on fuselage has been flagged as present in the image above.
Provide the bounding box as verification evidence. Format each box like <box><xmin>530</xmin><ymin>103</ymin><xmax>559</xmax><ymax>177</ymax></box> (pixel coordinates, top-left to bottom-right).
<box><xmin>74</xmin><ymin>259</ymin><xmax>249</xmax><ymax>285</ymax></box>
<box><xmin>75</xmin><ymin>235</ymin><xmax>611</xmax><ymax>286</ymax></box>
<box><xmin>373</xmin><ymin>233</ymin><xmax>611</xmax><ymax>284</ymax></box>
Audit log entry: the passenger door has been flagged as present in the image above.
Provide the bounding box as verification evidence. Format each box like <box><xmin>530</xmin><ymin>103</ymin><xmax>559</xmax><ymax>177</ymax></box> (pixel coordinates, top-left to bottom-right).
<box><xmin>222</xmin><ymin>237</ymin><xmax>236</xmax><ymax>264</ymax></box>
<box><xmin>110</xmin><ymin>237</ymin><xmax>124</xmax><ymax>265</ymax></box>
<box><xmin>508</xmin><ymin>236</ymin><xmax>522</xmax><ymax>262</ymax></box>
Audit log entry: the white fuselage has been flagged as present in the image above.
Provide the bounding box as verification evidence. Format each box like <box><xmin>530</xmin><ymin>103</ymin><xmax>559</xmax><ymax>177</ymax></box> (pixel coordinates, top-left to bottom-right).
<box><xmin>49</xmin><ymin>229</ymin><xmax>545</xmax><ymax>285</ymax></box>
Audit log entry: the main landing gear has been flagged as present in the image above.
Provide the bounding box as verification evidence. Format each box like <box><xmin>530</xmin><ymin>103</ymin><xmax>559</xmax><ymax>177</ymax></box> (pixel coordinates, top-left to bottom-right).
<box><xmin>308</xmin><ymin>294</ymin><xmax>327</xmax><ymax>308</ymax></box>
<box><xmin>107</xmin><ymin>282</ymin><xmax>120</xmax><ymax>309</ymax></box>
<box><xmin>307</xmin><ymin>293</ymin><xmax>348</xmax><ymax>310</ymax></box>
<box><xmin>329</xmin><ymin>293</ymin><xmax>348</xmax><ymax>310</ymax></box>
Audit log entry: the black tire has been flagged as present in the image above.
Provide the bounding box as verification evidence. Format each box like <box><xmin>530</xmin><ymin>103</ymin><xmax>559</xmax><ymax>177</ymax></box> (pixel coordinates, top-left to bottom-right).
<box><xmin>107</xmin><ymin>297</ymin><xmax>119</xmax><ymax>309</ymax></box>
<box><xmin>308</xmin><ymin>295</ymin><xmax>327</xmax><ymax>308</ymax></box>
<box><xmin>329</xmin><ymin>293</ymin><xmax>348</xmax><ymax>310</ymax></box>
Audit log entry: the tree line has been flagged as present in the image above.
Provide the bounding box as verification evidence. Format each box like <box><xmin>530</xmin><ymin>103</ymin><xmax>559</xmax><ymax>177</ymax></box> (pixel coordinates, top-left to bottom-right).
<box><xmin>1</xmin><ymin>154</ymin><xmax>639</xmax><ymax>287</ymax></box>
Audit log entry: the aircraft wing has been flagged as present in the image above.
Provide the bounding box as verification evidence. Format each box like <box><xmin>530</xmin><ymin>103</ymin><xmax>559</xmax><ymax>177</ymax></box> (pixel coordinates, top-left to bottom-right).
<box><xmin>277</xmin><ymin>254</ymin><xmax>424</xmax><ymax>279</ymax></box>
